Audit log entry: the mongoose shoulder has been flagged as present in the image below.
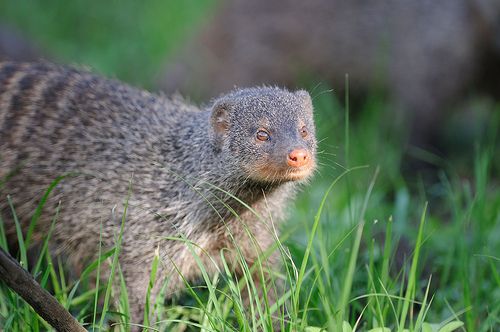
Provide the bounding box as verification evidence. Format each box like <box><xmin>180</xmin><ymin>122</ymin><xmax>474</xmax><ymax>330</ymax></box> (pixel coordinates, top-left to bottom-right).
<box><xmin>0</xmin><ymin>61</ymin><xmax>317</xmax><ymax>325</ymax></box>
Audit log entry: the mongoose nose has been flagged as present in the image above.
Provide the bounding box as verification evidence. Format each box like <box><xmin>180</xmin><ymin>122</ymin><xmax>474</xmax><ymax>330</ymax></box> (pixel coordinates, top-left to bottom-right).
<box><xmin>287</xmin><ymin>148</ymin><xmax>309</xmax><ymax>168</ymax></box>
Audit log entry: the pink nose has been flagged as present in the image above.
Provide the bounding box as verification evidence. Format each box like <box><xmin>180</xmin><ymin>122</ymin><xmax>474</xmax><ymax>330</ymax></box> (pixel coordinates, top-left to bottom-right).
<box><xmin>287</xmin><ymin>149</ymin><xmax>309</xmax><ymax>168</ymax></box>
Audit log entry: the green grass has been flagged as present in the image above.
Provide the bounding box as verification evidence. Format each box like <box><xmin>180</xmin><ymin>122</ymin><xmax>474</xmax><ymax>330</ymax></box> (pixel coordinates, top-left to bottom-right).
<box><xmin>1</xmin><ymin>2</ymin><xmax>500</xmax><ymax>331</ymax></box>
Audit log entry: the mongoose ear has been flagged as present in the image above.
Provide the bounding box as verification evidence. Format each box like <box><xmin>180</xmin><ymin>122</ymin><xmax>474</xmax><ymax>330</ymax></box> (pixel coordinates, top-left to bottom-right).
<box><xmin>210</xmin><ymin>100</ymin><xmax>231</xmax><ymax>140</ymax></box>
<box><xmin>295</xmin><ymin>90</ymin><xmax>313</xmax><ymax>112</ymax></box>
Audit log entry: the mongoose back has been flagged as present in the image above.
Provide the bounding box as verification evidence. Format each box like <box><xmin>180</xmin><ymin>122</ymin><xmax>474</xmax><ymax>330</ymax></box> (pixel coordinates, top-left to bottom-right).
<box><xmin>0</xmin><ymin>62</ymin><xmax>317</xmax><ymax>326</ymax></box>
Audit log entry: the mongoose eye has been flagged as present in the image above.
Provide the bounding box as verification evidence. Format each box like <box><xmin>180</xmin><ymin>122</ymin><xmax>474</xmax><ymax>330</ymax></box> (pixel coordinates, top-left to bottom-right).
<box><xmin>300</xmin><ymin>126</ymin><xmax>308</xmax><ymax>138</ymax></box>
<box><xmin>256</xmin><ymin>130</ymin><xmax>270</xmax><ymax>141</ymax></box>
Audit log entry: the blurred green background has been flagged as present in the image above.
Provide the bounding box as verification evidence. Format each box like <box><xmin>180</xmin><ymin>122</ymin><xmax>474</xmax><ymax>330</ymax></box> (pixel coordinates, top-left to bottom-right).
<box><xmin>0</xmin><ymin>0</ymin><xmax>216</xmax><ymax>87</ymax></box>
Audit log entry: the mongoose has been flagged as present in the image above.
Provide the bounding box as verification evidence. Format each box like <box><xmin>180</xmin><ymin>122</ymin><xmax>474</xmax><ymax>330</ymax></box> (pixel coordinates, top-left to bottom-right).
<box><xmin>0</xmin><ymin>62</ymin><xmax>317</xmax><ymax>326</ymax></box>
<box><xmin>159</xmin><ymin>0</ymin><xmax>500</xmax><ymax>144</ymax></box>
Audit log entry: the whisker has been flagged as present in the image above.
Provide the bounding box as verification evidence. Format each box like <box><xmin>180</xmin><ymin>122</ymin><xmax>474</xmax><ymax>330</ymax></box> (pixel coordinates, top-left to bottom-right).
<box><xmin>309</xmin><ymin>81</ymin><xmax>324</xmax><ymax>96</ymax></box>
<box><xmin>312</xmin><ymin>87</ymin><xmax>335</xmax><ymax>101</ymax></box>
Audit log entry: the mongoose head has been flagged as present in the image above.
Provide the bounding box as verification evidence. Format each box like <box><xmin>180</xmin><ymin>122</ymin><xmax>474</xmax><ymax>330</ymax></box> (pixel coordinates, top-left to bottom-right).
<box><xmin>210</xmin><ymin>87</ymin><xmax>317</xmax><ymax>184</ymax></box>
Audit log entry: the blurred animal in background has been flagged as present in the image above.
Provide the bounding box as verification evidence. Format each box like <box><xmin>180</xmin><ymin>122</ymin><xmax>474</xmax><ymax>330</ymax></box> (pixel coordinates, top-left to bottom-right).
<box><xmin>159</xmin><ymin>0</ymin><xmax>500</xmax><ymax>147</ymax></box>
<box><xmin>0</xmin><ymin>23</ymin><xmax>44</xmax><ymax>62</ymax></box>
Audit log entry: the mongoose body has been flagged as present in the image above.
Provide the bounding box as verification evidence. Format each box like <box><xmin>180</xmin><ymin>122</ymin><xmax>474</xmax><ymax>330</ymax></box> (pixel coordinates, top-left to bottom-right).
<box><xmin>0</xmin><ymin>62</ymin><xmax>317</xmax><ymax>325</ymax></box>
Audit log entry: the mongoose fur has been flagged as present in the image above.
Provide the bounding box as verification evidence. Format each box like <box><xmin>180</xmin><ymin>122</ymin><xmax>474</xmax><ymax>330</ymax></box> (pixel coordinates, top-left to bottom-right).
<box><xmin>0</xmin><ymin>62</ymin><xmax>317</xmax><ymax>326</ymax></box>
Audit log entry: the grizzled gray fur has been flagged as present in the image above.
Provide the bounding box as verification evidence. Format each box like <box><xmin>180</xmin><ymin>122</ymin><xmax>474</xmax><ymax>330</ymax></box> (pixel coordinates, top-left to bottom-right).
<box><xmin>160</xmin><ymin>0</ymin><xmax>500</xmax><ymax>141</ymax></box>
<box><xmin>0</xmin><ymin>62</ymin><xmax>317</xmax><ymax>326</ymax></box>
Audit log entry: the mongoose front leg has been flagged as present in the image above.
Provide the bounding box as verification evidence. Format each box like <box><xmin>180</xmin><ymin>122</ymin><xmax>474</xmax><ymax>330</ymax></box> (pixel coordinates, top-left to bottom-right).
<box><xmin>120</xmin><ymin>265</ymin><xmax>152</xmax><ymax>329</ymax></box>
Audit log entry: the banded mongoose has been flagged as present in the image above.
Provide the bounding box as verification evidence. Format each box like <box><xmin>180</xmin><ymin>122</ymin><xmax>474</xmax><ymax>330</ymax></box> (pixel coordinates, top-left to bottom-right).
<box><xmin>160</xmin><ymin>0</ymin><xmax>500</xmax><ymax>143</ymax></box>
<box><xmin>0</xmin><ymin>62</ymin><xmax>317</xmax><ymax>326</ymax></box>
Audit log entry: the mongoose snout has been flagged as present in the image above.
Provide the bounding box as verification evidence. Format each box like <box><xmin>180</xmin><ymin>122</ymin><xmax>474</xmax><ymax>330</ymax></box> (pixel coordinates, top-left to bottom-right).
<box><xmin>287</xmin><ymin>148</ymin><xmax>310</xmax><ymax>168</ymax></box>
